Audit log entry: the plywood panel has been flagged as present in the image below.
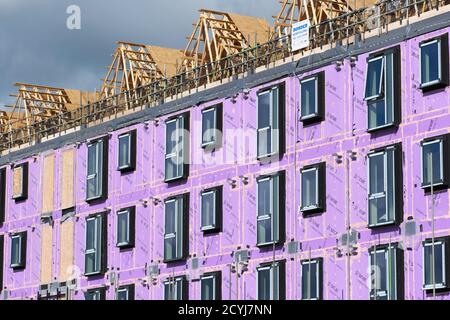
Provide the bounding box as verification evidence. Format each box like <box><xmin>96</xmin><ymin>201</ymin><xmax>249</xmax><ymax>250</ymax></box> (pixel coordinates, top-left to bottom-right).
<box><xmin>42</xmin><ymin>155</ymin><xmax>54</xmax><ymax>213</ymax></box>
<box><xmin>12</xmin><ymin>166</ymin><xmax>23</xmax><ymax>198</ymax></box>
<box><xmin>40</xmin><ymin>225</ymin><xmax>53</xmax><ymax>284</ymax></box>
<box><xmin>59</xmin><ymin>221</ymin><xmax>74</xmax><ymax>282</ymax></box>
<box><xmin>61</xmin><ymin>149</ymin><xmax>75</xmax><ymax>209</ymax></box>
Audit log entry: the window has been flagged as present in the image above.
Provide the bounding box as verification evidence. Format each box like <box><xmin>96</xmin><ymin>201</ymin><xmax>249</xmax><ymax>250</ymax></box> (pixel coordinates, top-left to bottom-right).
<box><xmin>164</xmin><ymin>194</ymin><xmax>189</xmax><ymax>262</ymax></box>
<box><xmin>369</xmin><ymin>244</ymin><xmax>403</xmax><ymax>300</ymax></box>
<box><xmin>300</xmin><ymin>163</ymin><xmax>326</xmax><ymax>214</ymax></box>
<box><xmin>421</xmin><ymin>135</ymin><xmax>449</xmax><ymax>189</ymax></box>
<box><xmin>201</xmin><ymin>187</ymin><xmax>222</xmax><ymax>233</ymax></box>
<box><xmin>257</xmin><ymin>172</ymin><xmax>285</xmax><ymax>246</ymax></box>
<box><xmin>202</xmin><ymin>104</ymin><xmax>222</xmax><ymax>149</ymax></box>
<box><xmin>300</xmin><ymin>72</ymin><xmax>325</xmax><ymax>123</ymax></box>
<box><xmin>301</xmin><ymin>258</ymin><xmax>323</xmax><ymax>300</ymax></box>
<box><xmin>0</xmin><ymin>235</ymin><xmax>4</xmax><ymax>292</ymax></box>
<box><xmin>0</xmin><ymin>168</ymin><xmax>6</xmax><ymax>224</ymax></box>
<box><xmin>257</xmin><ymin>83</ymin><xmax>285</xmax><ymax>159</ymax></box>
<box><xmin>257</xmin><ymin>261</ymin><xmax>285</xmax><ymax>300</ymax></box>
<box><xmin>165</xmin><ymin>114</ymin><xmax>189</xmax><ymax>182</ymax></box>
<box><xmin>364</xmin><ymin>47</ymin><xmax>401</xmax><ymax>131</ymax></box>
<box><xmin>118</xmin><ymin>130</ymin><xmax>136</xmax><ymax>172</ymax></box>
<box><xmin>85</xmin><ymin>213</ymin><xmax>107</xmax><ymax>276</ymax></box>
<box><xmin>116</xmin><ymin>284</ymin><xmax>135</xmax><ymax>300</ymax></box>
<box><xmin>85</xmin><ymin>288</ymin><xmax>106</xmax><ymax>300</ymax></box>
<box><xmin>164</xmin><ymin>276</ymin><xmax>188</xmax><ymax>300</ymax></box>
<box><xmin>12</xmin><ymin>163</ymin><xmax>28</xmax><ymax>201</ymax></box>
<box><xmin>116</xmin><ymin>206</ymin><xmax>135</xmax><ymax>249</ymax></box>
<box><xmin>367</xmin><ymin>144</ymin><xmax>403</xmax><ymax>228</ymax></box>
<box><xmin>423</xmin><ymin>238</ymin><xmax>449</xmax><ymax>291</ymax></box>
<box><xmin>201</xmin><ymin>272</ymin><xmax>221</xmax><ymax>300</ymax></box>
<box><xmin>420</xmin><ymin>34</ymin><xmax>449</xmax><ymax>90</ymax></box>
<box><xmin>10</xmin><ymin>231</ymin><xmax>27</xmax><ymax>269</ymax></box>
<box><xmin>86</xmin><ymin>138</ymin><xmax>108</xmax><ymax>202</ymax></box>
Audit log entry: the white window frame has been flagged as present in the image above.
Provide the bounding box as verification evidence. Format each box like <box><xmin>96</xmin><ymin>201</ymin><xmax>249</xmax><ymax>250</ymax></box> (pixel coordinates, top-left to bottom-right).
<box><xmin>118</xmin><ymin>133</ymin><xmax>132</xmax><ymax>170</ymax></box>
<box><xmin>116</xmin><ymin>286</ymin><xmax>130</xmax><ymax>300</ymax></box>
<box><xmin>164</xmin><ymin>277</ymin><xmax>185</xmax><ymax>300</ymax></box>
<box><xmin>10</xmin><ymin>233</ymin><xmax>24</xmax><ymax>268</ymax></box>
<box><xmin>200</xmin><ymin>274</ymin><xmax>216</xmax><ymax>300</ymax></box>
<box><xmin>420</xmin><ymin>39</ymin><xmax>442</xmax><ymax>88</ymax></box>
<box><xmin>364</xmin><ymin>55</ymin><xmax>385</xmax><ymax>101</ymax></box>
<box><xmin>257</xmin><ymin>87</ymin><xmax>279</xmax><ymax>159</ymax></box>
<box><xmin>369</xmin><ymin>245</ymin><xmax>397</xmax><ymax>300</ymax></box>
<box><xmin>300</xmin><ymin>76</ymin><xmax>319</xmax><ymax>120</ymax></box>
<box><xmin>86</xmin><ymin>140</ymin><xmax>103</xmax><ymax>201</ymax></box>
<box><xmin>423</xmin><ymin>240</ymin><xmax>447</xmax><ymax>290</ymax></box>
<box><xmin>116</xmin><ymin>209</ymin><xmax>130</xmax><ymax>247</ymax></box>
<box><xmin>165</xmin><ymin>117</ymin><xmax>184</xmax><ymax>182</ymax></box>
<box><xmin>201</xmin><ymin>107</ymin><xmax>217</xmax><ymax>148</ymax></box>
<box><xmin>256</xmin><ymin>263</ymin><xmax>280</xmax><ymax>300</ymax></box>
<box><xmin>85</xmin><ymin>215</ymin><xmax>102</xmax><ymax>276</ymax></box>
<box><xmin>257</xmin><ymin>176</ymin><xmax>275</xmax><ymax>246</ymax></box>
<box><xmin>201</xmin><ymin>190</ymin><xmax>217</xmax><ymax>231</ymax></box>
<box><xmin>300</xmin><ymin>167</ymin><xmax>319</xmax><ymax>212</ymax></box>
<box><xmin>421</xmin><ymin>138</ymin><xmax>444</xmax><ymax>189</ymax></box>
<box><xmin>301</xmin><ymin>259</ymin><xmax>321</xmax><ymax>300</ymax></box>
<box><xmin>164</xmin><ymin>198</ymin><xmax>183</xmax><ymax>261</ymax></box>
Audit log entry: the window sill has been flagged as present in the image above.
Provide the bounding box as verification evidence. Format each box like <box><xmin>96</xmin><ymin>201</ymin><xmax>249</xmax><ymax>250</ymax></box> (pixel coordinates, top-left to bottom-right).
<box><xmin>84</xmin><ymin>270</ymin><xmax>104</xmax><ymax>277</ymax></box>
<box><xmin>368</xmin><ymin>220</ymin><xmax>397</xmax><ymax>229</ymax></box>
<box><xmin>256</xmin><ymin>241</ymin><xmax>282</xmax><ymax>248</ymax></box>
<box><xmin>301</xmin><ymin>206</ymin><xmax>324</xmax><ymax>215</ymax></box>
<box><xmin>164</xmin><ymin>175</ymin><xmax>186</xmax><ymax>184</ymax></box>
<box><xmin>300</xmin><ymin>114</ymin><xmax>324</xmax><ymax>125</ymax></box>
<box><xmin>10</xmin><ymin>264</ymin><xmax>25</xmax><ymax>270</ymax></box>
<box><xmin>118</xmin><ymin>166</ymin><xmax>135</xmax><ymax>173</ymax></box>
<box><xmin>201</xmin><ymin>226</ymin><xmax>220</xmax><ymax>234</ymax></box>
<box><xmin>117</xmin><ymin>243</ymin><xmax>134</xmax><ymax>250</ymax></box>
<box><xmin>419</xmin><ymin>81</ymin><xmax>447</xmax><ymax>92</ymax></box>
<box><xmin>12</xmin><ymin>194</ymin><xmax>27</xmax><ymax>201</ymax></box>
<box><xmin>257</xmin><ymin>152</ymin><xmax>280</xmax><ymax>162</ymax></box>
<box><xmin>86</xmin><ymin>195</ymin><xmax>105</xmax><ymax>203</ymax></box>
<box><xmin>423</xmin><ymin>284</ymin><xmax>447</xmax><ymax>291</ymax></box>
<box><xmin>367</xmin><ymin>123</ymin><xmax>397</xmax><ymax>134</ymax></box>
<box><xmin>163</xmin><ymin>257</ymin><xmax>186</xmax><ymax>264</ymax></box>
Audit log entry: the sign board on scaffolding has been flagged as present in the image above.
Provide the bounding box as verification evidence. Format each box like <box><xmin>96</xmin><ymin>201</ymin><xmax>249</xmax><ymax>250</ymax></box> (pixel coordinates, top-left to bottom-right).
<box><xmin>291</xmin><ymin>20</ymin><xmax>310</xmax><ymax>52</ymax></box>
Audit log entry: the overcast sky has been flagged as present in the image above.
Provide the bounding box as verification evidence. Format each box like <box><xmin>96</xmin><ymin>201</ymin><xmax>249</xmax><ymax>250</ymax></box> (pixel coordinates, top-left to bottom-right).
<box><xmin>0</xmin><ymin>0</ymin><xmax>280</xmax><ymax>109</ymax></box>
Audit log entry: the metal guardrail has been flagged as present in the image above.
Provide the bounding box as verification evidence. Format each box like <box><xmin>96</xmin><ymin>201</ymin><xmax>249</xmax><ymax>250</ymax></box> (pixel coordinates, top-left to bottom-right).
<box><xmin>1</xmin><ymin>0</ymin><xmax>448</xmax><ymax>153</ymax></box>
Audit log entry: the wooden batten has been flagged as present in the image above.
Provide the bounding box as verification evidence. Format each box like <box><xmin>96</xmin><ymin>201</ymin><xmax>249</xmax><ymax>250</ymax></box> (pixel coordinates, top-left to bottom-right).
<box><xmin>40</xmin><ymin>224</ymin><xmax>53</xmax><ymax>284</ymax></box>
<box><xmin>61</xmin><ymin>149</ymin><xmax>75</xmax><ymax>210</ymax></box>
<box><xmin>42</xmin><ymin>154</ymin><xmax>55</xmax><ymax>214</ymax></box>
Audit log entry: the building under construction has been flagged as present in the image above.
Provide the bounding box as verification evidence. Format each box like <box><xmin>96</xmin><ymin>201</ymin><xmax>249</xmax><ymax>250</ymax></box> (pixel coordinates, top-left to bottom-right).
<box><xmin>0</xmin><ymin>0</ymin><xmax>450</xmax><ymax>300</ymax></box>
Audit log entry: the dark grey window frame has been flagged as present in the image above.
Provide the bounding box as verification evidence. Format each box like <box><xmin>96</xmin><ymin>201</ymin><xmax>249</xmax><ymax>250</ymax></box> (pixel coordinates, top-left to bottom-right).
<box><xmin>85</xmin><ymin>287</ymin><xmax>106</xmax><ymax>300</ymax></box>
<box><xmin>256</xmin><ymin>82</ymin><xmax>285</xmax><ymax>160</ymax></box>
<box><xmin>116</xmin><ymin>284</ymin><xmax>135</xmax><ymax>300</ymax></box>
<box><xmin>116</xmin><ymin>206</ymin><xmax>135</xmax><ymax>249</ymax></box>
<box><xmin>200</xmin><ymin>186</ymin><xmax>222</xmax><ymax>233</ymax></box>
<box><xmin>84</xmin><ymin>212</ymin><xmax>107</xmax><ymax>276</ymax></box>
<box><xmin>364</xmin><ymin>46</ymin><xmax>401</xmax><ymax>133</ymax></box>
<box><xmin>12</xmin><ymin>162</ymin><xmax>28</xmax><ymax>201</ymax></box>
<box><xmin>0</xmin><ymin>168</ymin><xmax>6</xmax><ymax>224</ymax></box>
<box><xmin>10</xmin><ymin>231</ymin><xmax>27</xmax><ymax>270</ymax></box>
<box><xmin>369</xmin><ymin>243</ymin><xmax>404</xmax><ymax>300</ymax></box>
<box><xmin>165</xmin><ymin>113</ymin><xmax>190</xmax><ymax>183</ymax></box>
<box><xmin>256</xmin><ymin>171</ymin><xmax>285</xmax><ymax>247</ymax></box>
<box><xmin>367</xmin><ymin>143</ymin><xmax>403</xmax><ymax>228</ymax></box>
<box><xmin>164</xmin><ymin>194</ymin><xmax>189</xmax><ymax>263</ymax></box>
<box><xmin>0</xmin><ymin>235</ymin><xmax>3</xmax><ymax>292</ymax></box>
<box><xmin>200</xmin><ymin>271</ymin><xmax>222</xmax><ymax>300</ymax></box>
<box><xmin>256</xmin><ymin>260</ymin><xmax>285</xmax><ymax>300</ymax></box>
<box><xmin>201</xmin><ymin>103</ymin><xmax>223</xmax><ymax>150</ymax></box>
<box><xmin>422</xmin><ymin>237</ymin><xmax>450</xmax><ymax>291</ymax></box>
<box><xmin>419</xmin><ymin>33</ymin><xmax>449</xmax><ymax>91</ymax></box>
<box><xmin>117</xmin><ymin>129</ymin><xmax>136</xmax><ymax>173</ymax></box>
<box><xmin>164</xmin><ymin>276</ymin><xmax>188</xmax><ymax>300</ymax></box>
<box><xmin>300</xmin><ymin>71</ymin><xmax>325</xmax><ymax>124</ymax></box>
<box><xmin>421</xmin><ymin>134</ymin><xmax>450</xmax><ymax>191</ymax></box>
<box><xmin>301</xmin><ymin>258</ymin><xmax>323</xmax><ymax>300</ymax></box>
<box><xmin>300</xmin><ymin>162</ymin><xmax>326</xmax><ymax>215</ymax></box>
<box><xmin>86</xmin><ymin>137</ymin><xmax>108</xmax><ymax>202</ymax></box>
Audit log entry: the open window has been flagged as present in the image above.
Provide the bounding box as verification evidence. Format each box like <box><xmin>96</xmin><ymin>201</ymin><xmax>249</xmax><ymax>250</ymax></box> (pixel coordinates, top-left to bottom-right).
<box><xmin>12</xmin><ymin>163</ymin><xmax>28</xmax><ymax>201</ymax></box>
<box><xmin>84</xmin><ymin>213</ymin><xmax>107</xmax><ymax>276</ymax></box>
<box><xmin>165</xmin><ymin>113</ymin><xmax>190</xmax><ymax>182</ymax></box>
<box><xmin>421</xmin><ymin>135</ymin><xmax>449</xmax><ymax>190</ymax></box>
<box><xmin>257</xmin><ymin>261</ymin><xmax>285</xmax><ymax>300</ymax></box>
<box><xmin>256</xmin><ymin>172</ymin><xmax>285</xmax><ymax>247</ymax></box>
<box><xmin>201</xmin><ymin>271</ymin><xmax>221</xmax><ymax>300</ymax></box>
<box><xmin>301</xmin><ymin>258</ymin><xmax>323</xmax><ymax>300</ymax></box>
<box><xmin>164</xmin><ymin>276</ymin><xmax>188</xmax><ymax>300</ymax></box>
<box><xmin>423</xmin><ymin>237</ymin><xmax>450</xmax><ymax>291</ymax></box>
<box><xmin>364</xmin><ymin>46</ymin><xmax>401</xmax><ymax>132</ymax></box>
<box><xmin>164</xmin><ymin>194</ymin><xmax>189</xmax><ymax>262</ymax></box>
<box><xmin>300</xmin><ymin>72</ymin><xmax>325</xmax><ymax>124</ymax></box>
<box><xmin>420</xmin><ymin>34</ymin><xmax>449</xmax><ymax>91</ymax></box>
<box><xmin>257</xmin><ymin>83</ymin><xmax>285</xmax><ymax>160</ymax></box>
<box><xmin>116</xmin><ymin>206</ymin><xmax>135</xmax><ymax>249</ymax></box>
<box><xmin>86</xmin><ymin>138</ymin><xmax>108</xmax><ymax>202</ymax></box>
<box><xmin>300</xmin><ymin>163</ymin><xmax>326</xmax><ymax>214</ymax></box>
<box><xmin>10</xmin><ymin>231</ymin><xmax>27</xmax><ymax>270</ymax></box>
<box><xmin>369</xmin><ymin>243</ymin><xmax>404</xmax><ymax>300</ymax></box>
<box><xmin>201</xmin><ymin>103</ymin><xmax>223</xmax><ymax>150</ymax></box>
<box><xmin>118</xmin><ymin>130</ymin><xmax>136</xmax><ymax>172</ymax></box>
<box><xmin>367</xmin><ymin>144</ymin><xmax>403</xmax><ymax>228</ymax></box>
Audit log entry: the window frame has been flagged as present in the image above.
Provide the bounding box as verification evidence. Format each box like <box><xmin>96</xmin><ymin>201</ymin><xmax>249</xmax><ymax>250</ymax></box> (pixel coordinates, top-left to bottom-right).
<box><xmin>421</xmin><ymin>135</ymin><xmax>449</xmax><ymax>190</ymax></box>
<box><xmin>369</xmin><ymin>243</ymin><xmax>404</xmax><ymax>300</ymax></box>
<box><xmin>0</xmin><ymin>235</ymin><xmax>4</xmax><ymax>292</ymax></box>
<box><xmin>164</xmin><ymin>276</ymin><xmax>188</xmax><ymax>300</ymax></box>
<box><xmin>12</xmin><ymin>162</ymin><xmax>28</xmax><ymax>201</ymax></box>
<box><xmin>367</xmin><ymin>143</ymin><xmax>403</xmax><ymax>228</ymax></box>
<box><xmin>256</xmin><ymin>83</ymin><xmax>285</xmax><ymax>160</ymax></box>
<box><xmin>300</xmin><ymin>71</ymin><xmax>325</xmax><ymax>124</ymax></box>
<box><xmin>300</xmin><ymin>163</ymin><xmax>326</xmax><ymax>214</ymax></box>
<box><xmin>422</xmin><ymin>237</ymin><xmax>449</xmax><ymax>291</ymax></box>
<box><xmin>0</xmin><ymin>168</ymin><xmax>6</xmax><ymax>224</ymax></box>
<box><xmin>256</xmin><ymin>260</ymin><xmax>285</xmax><ymax>300</ymax></box>
<box><xmin>116</xmin><ymin>284</ymin><xmax>135</xmax><ymax>300</ymax></box>
<box><xmin>200</xmin><ymin>186</ymin><xmax>222</xmax><ymax>233</ymax></box>
<box><xmin>301</xmin><ymin>258</ymin><xmax>323</xmax><ymax>300</ymax></box>
<box><xmin>201</xmin><ymin>103</ymin><xmax>223</xmax><ymax>149</ymax></box>
<box><xmin>117</xmin><ymin>130</ymin><xmax>136</xmax><ymax>172</ymax></box>
<box><xmin>85</xmin><ymin>287</ymin><xmax>106</xmax><ymax>300</ymax></box>
<box><xmin>165</xmin><ymin>113</ymin><xmax>190</xmax><ymax>183</ymax></box>
<box><xmin>116</xmin><ymin>206</ymin><xmax>135</xmax><ymax>249</ymax></box>
<box><xmin>86</xmin><ymin>137</ymin><xmax>108</xmax><ymax>202</ymax></box>
<box><xmin>10</xmin><ymin>231</ymin><xmax>27</xmax><ymax>270</ymax></box>
<box><xmin>200</xmin><ymin>271</ymin><xmax>221</xmax><ymax>300</ymax></box>
<box><xmin>84</xmin><ymin>213</ymin><xmax>107</xmax><ymax>276</ymax></box>
<box><xmin>364</xmin><ymin>46</ymin><xmax>401</xmax><ymax>133</ymax></box>
<box><xmin>164</xmin><ymin>194</ymin><xmax>189</xmax><ymax>263</ymax></box>
<box><xmin>419</xmin><ymin>33</ymin><xmax>449</xmax><ymax>91</ymax></box>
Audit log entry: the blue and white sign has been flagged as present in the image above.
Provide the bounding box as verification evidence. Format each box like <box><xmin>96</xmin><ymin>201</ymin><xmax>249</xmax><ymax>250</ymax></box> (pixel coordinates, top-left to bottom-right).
<box><xmin>291</xmin><ymin>20</ymin><xmax>310</xmax><ymax>52</ymax></box>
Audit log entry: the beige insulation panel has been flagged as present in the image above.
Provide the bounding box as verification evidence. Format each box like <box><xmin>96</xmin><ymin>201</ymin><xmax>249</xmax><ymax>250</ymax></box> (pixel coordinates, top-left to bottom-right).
<box><xmin>59</xmin><ymin>220</ymin><xmax>74</xmax><ymax>282</ymax></box>
<box><xmin>61</xmin><ymin>149</ymin><xmax>75</xmax><ymax>209</ymax></box>
<box><xmin>42</xmin><ymin>154</ymin><xmax>55</xmax><ymax>213</ymax></box>
<box><xmin>40</xmin><ymin>224</ymin><xmax>53</xmax><ymax>284</ymax></box>
<box><xmin>12</xmin><ymin>166</ymin><xmax>23</xmax><ymax>198</ymax></box>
